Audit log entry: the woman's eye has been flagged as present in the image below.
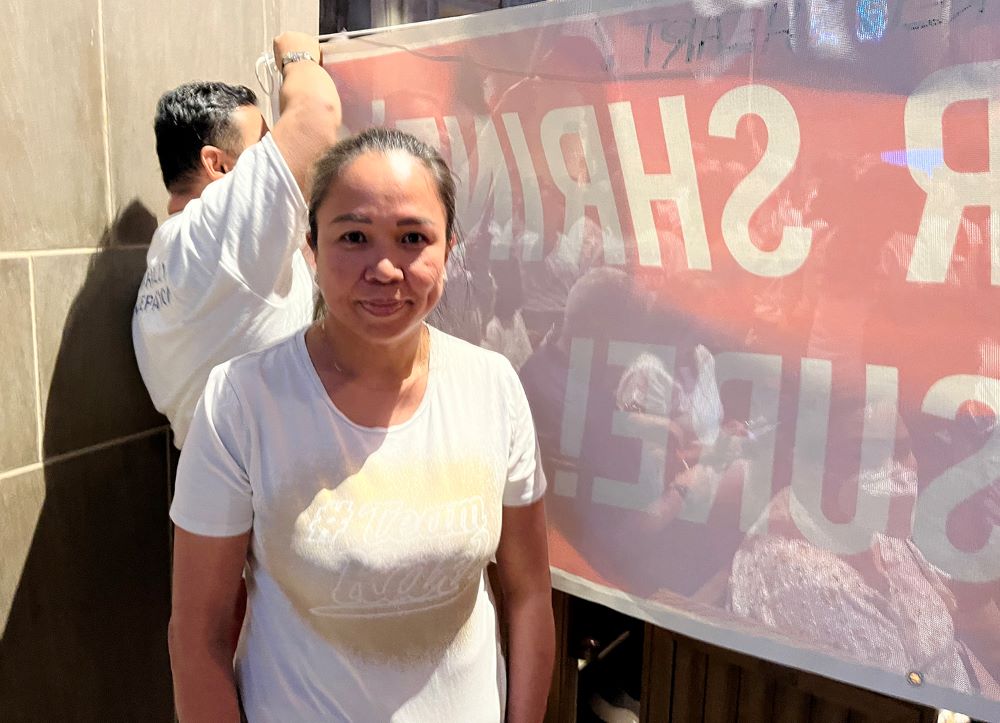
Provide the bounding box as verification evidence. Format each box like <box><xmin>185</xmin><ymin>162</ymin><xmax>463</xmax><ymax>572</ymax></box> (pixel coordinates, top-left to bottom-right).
<box><xmin>341</xmin><ymin>231</ymin><xmax>366</xmax><ymax>245</ymax></box>
<box><xmin>400</xmin><ymin>232</ymin><xmax>427</xmax><ymax>246</ymax></box>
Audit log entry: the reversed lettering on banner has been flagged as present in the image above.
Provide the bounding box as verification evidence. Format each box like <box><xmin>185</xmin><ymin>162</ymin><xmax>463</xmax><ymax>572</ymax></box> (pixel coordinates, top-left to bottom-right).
<box><xmin>320</xmin><ymin>1</ymin><xmax>1000</xmax><ymax>714</ymax></box>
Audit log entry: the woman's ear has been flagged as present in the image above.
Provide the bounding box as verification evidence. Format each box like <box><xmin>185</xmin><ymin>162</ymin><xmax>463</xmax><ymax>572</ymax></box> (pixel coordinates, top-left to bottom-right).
<box><xmin>303</xmin><ymin>232</ymin><xmax>317</xmax><ymax>270</ymax></box>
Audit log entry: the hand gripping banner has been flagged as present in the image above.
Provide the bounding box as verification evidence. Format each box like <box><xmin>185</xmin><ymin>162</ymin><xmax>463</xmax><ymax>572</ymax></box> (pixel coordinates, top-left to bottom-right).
<box><xmin>314</xmin><ymin>0</ymin><xmax>1000</xmax><ymax>715</ymax></box>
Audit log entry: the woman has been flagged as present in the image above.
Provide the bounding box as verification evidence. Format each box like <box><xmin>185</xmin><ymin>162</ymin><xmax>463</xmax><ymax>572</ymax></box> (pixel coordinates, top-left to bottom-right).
<box><xmin>168</xmin><ymin>128</ymin><xmax>554</xmax><ymax>722</ymax></box>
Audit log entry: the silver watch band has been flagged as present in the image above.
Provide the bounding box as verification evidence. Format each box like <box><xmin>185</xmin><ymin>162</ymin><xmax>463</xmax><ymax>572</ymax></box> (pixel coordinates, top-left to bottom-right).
<box><xmin>280</xmin><ymin>50</ymin><xmax>316</xmax><ymax>71</ymax></box>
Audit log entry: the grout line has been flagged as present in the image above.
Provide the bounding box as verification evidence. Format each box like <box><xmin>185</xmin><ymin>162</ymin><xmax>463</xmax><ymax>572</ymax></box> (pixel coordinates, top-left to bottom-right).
<box><xmin>0</xmin><ymin>461</ymin><xmax>45</xmax><ymax>483</ymax></box>
<box><xmin>0</xmin><ymin>245</ymin><xmax>151</xmax><ymax>261</ymax></box>
<box><xmin>96</xmin><ymin>0</ymin><xmax>115</xmax><ymax>222</ymax></box>
<box><xmin>0</xmin><ymin>426</ymin><xmax>170</xmax><ymax>482</ymax></box>
<box><xmin>27</xmin><ymin>258</ymin><xmax>44</xmax><ymax>464</ymax></box>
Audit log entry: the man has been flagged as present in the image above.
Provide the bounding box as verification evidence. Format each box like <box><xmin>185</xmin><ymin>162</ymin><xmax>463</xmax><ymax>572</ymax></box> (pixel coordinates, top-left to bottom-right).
<box><xmin>133</xmin><ymin>32</ymin><xmax>341</xmax><ymax>448</ymax></box>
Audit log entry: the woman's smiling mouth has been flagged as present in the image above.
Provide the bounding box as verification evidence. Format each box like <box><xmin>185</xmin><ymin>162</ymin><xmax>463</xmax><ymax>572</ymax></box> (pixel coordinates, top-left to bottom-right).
<box><xmin>358</xmin><ymin>299</ymin><xmax>407</xmax><ymax>317</ymax></box>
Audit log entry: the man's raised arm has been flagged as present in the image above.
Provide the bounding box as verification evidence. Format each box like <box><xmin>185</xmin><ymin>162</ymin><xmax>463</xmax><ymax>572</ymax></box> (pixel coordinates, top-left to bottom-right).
<box><xmin>270</xmin><ymin>31</ymin><xmax>343</xmax><ymax>197</ymax></box>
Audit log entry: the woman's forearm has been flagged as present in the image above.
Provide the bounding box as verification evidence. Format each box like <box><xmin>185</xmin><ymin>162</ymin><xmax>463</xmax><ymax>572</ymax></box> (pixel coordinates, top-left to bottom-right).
<box><xmin>504</xmin><ymin>592</ymin><xmax>556</xmax><ymax>723</ymax></box>
<box><xmin>169</xmin><ymin>624</ymin><xmax>241</xmax><ymax>722</ymax></box>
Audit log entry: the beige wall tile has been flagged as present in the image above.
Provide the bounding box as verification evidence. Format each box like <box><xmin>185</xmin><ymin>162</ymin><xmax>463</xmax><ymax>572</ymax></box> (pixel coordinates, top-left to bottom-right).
<box><xmin>102</xmin><ymin>0</ymin><xmax>273</xmax><ymax>219</ymax></box>
<box><xmin>0</xmin><ymin>434</ymin><xmax>172</xmax><ymax>720</ymax></box>
<box><xmin>0</xmin><ymin>467</ymin><xmax>45</xmax><ymax>635</ymax></box>
<box><xmin>265</xmin><ymin>0</ymin><xmax>319</xmax><ymax>37</ymax></box>
<box><xmin>33</xmin><ymin>249</ymin><xmax>165</xmax><ymax>458</ymax></box>
<box><xmin>0</xmin><ymin>260</ymin><xmax>39</xmax><ymax>472</ymax></box>
<box><xmin>264</xmin><ymin>0</ymin><xmax>319</xmax><ymax>127</ymax></box>
<box><xmin>0</xmin><ymin>0</ymin><xmax>109</xmax><ymax>252</ymax></box>
<box><xmin>262</xmin><ymin>0</ymin><xmax>319</xmax><ymax>122</ymax></box>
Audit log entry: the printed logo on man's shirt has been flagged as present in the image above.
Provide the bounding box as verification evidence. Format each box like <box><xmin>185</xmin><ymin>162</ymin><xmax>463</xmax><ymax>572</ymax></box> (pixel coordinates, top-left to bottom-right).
<box><xmin>134</xmin><ymin>262</ymin><xmax>172</xmax><ymax>314</ymax></box>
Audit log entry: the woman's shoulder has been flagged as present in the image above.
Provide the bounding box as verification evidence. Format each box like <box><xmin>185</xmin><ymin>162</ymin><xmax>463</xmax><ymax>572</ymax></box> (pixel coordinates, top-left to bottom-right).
<box><xmin>429</xmin><ymin>324</ymin><xmax>514</xmax><ymax>375</ymax></box>
<box><xmin>427</xmin><ymin>324</ymin><xmax>510</xmax><ymax>367</ymax></box>
<box><xmin>215</xmin><ymin>327</ymin><xmax>308</xmax><ymax>387</ymax></box>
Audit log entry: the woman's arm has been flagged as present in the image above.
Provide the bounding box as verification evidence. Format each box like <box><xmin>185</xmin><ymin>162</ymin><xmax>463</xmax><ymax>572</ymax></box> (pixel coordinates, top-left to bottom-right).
<box><xmin>169</xmin><ymin>527</ymin><xmax>251</xmax><ymax>722</ymax></box>
<box><xmin>496</xmin><ymin>499</ymin><xmax>555</xmax><ymax>723</ymax></box>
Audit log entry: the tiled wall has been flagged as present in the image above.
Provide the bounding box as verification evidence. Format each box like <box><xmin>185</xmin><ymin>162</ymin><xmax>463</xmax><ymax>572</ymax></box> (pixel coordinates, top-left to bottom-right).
<box><xmin>0</xmin><ymin>0</ymin><xmax>316</xmax><ymax>718</ymax></box>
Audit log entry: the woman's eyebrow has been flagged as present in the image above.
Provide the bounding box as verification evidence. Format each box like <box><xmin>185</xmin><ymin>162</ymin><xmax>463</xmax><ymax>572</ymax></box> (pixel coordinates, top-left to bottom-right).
<box><xmin>330</xmin><ymin>214</ymin><xmax>433</xmax><ymax>226</ymax></box>
<box><xmin>331</xmin><ymin>212</ymin><xmax>372</xmax><ymax>223</ymax></box>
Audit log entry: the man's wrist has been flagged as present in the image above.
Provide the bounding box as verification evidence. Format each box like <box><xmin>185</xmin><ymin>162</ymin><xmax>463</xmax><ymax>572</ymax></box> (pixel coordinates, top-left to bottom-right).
<box><xmin>280</xmin><ymin>50</ymin><xmax>316</xmax><ymax>73</ymax></box>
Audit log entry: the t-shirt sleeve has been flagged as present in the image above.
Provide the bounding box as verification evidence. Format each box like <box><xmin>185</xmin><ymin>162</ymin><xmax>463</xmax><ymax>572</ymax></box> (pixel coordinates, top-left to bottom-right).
<box><xmin>159</xmin><ymin>133</ymin><xmax>307</xmax><ymax>306</ymax></box>
<box><xmin>170</xmin><ymin>365</ymin><xmax>254</xmax><ymax>536</ymax></box>
<box><xmin>502</xmin><ymin>360</ymin><xmax>547</xmax><ymax>506</ymax></box>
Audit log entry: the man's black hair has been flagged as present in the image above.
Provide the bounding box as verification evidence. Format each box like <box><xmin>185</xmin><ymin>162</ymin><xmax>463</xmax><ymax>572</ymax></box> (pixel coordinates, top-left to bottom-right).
<box><xmin>154</xmin><ymin>81</ymin><xmax>258</xmax><ymax>191</ymax></box>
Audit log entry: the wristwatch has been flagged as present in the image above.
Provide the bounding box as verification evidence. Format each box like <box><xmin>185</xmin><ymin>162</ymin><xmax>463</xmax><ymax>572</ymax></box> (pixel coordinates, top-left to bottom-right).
<box><xmin>280</xmin><ymin>50</ymin><xmax>316</xmax><ymax>71</ymax></box>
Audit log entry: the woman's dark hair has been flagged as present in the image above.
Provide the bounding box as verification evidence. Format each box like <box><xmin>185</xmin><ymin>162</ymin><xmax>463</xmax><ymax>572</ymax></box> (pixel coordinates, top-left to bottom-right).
<box><xmin>307</xmin><ymin>127</ymin><xmax>457</xmax><ymax>249</ymax></box>
<box><xmin>154</xmin><ymin>81</ymin><xmax>258</xmax><ymax>191</ymax></box>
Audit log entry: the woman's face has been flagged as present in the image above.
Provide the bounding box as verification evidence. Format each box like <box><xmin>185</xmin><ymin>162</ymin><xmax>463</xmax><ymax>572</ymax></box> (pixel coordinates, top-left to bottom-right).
<box><xmin>312</xmin><ymin>151</ymin><xmax>449</xmax><ymax>345</ymax></box>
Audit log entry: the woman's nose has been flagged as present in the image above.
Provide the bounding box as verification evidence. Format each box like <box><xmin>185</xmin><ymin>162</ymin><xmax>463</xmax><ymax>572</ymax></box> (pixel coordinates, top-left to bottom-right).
<box><xmin>365</xmin><ymin>256</ymin><xmax>404</xmax><ymax>284</ymax></box>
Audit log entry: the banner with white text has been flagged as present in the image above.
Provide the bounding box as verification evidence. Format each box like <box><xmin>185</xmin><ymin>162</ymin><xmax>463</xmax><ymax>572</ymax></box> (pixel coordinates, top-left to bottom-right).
<box><xmin>317</xmin><ymin>0</ymin><xmax>1000</xmax><ymax>715</ymax></box>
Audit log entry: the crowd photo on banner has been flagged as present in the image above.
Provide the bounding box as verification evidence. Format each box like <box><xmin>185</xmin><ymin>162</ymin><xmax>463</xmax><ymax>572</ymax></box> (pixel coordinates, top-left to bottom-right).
<box><xmin>319</xmin><ymin>0</ymin><xmax>1000</xmax><ymax>718</ymax></box>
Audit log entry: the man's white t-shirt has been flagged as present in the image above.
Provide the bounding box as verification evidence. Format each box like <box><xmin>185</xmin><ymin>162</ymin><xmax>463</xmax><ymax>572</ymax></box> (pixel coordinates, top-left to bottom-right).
<box><xmin>170</xmin><ymin>325</ymin><xmax>546</xmax><ymax>722</ymax></box>
<box><xmin>132</xmin><ymin>132</ymin><xmax>314</xmax><ymax>447</ymax></box>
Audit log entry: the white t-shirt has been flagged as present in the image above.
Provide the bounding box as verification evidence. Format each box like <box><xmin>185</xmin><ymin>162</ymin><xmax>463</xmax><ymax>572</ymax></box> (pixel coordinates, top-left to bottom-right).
<box><xmin>170</xmin><ymin>325</ymin><xmax>546</xmax><ymax>722</ymax></box>
<box><xmin>132</xmin><ymin>132</ymin><xmax>315</xmax><ymax>448</ymax></box>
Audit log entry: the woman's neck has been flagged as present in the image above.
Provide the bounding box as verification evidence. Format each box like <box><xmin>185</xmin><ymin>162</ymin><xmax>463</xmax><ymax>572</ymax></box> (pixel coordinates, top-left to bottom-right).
<box><xmin>310</xmin><ymin>318</ymin><xmax>429</xmax><ymax>385</ymax></box>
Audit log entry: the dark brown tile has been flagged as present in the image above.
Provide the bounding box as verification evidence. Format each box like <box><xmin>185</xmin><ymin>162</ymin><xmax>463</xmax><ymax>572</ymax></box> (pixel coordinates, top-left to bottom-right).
<box><xmin>0</xmin><ymin>434</ymin><xmax>173</xmax><ymax>721</ymax></box>
<box><xmin>33</xmin><ymin>250</ymin><xmax>166</xmax><ymax>458</ymax></box>
<box><xmin>0</xmin><ymin>0</ymin><xmax>108</xmax><ymax>252</ymax></box>
<box><xmin>0</xmin><ymin>260</ymin><xmax>39</xmax><ymax>472</ymax></box>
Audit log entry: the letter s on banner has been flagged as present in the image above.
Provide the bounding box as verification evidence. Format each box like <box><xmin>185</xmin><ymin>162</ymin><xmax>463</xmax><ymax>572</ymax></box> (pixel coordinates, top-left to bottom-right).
<box><xmin>708</xmin><ymin>85</ymin><xmax>811</xmax><ymax>278</ymax></box>
<box><xmin>913</xmin><ymin>374</ymin><xmax>1000</xmax><ymax>583</ymax></box>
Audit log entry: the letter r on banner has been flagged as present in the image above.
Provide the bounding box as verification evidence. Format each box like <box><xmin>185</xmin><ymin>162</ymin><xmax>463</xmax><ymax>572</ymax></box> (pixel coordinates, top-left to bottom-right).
<box><xmin>905</xmin><ymin>61</ymin><xmax>1000</xmax><ymax>285</ymax></box>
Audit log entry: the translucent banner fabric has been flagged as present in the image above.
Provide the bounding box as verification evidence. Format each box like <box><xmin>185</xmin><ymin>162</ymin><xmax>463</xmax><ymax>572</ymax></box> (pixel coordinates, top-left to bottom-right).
<box><xmin>317</xmin><ymin>0</ymin><xmax>1000</xmax><ymax>715</ymax></box>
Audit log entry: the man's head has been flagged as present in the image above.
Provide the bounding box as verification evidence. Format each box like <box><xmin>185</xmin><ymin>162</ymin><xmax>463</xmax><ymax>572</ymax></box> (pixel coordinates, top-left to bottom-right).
<box><xmin>154</xmin><ymin>81</ymin><xmax>266</xmax><ymax>197</ymax></box>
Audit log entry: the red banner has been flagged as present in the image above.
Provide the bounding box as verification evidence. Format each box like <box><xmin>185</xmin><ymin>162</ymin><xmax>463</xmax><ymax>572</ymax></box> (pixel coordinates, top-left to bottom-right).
<box><xmin>319</xmin><ymin>0</ymin><xmax>1000</xmax><ymax>715</ymax></box>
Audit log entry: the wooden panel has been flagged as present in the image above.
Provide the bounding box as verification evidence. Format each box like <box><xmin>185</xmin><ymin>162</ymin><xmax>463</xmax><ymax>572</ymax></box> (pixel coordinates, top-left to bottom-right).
<box><xmin>704</xmin><ymin>658</ymin><xmax>741</xmax><ymax>723</ymax></box>
<box><xmin>812</xmin><ymin>699</ymin><xmax>852</xmax><ymax>723</ymax></box>
<box><xmin>641</xmin><ymin>624</ymin><xmax>675</xmax><ymax>723</ymax></box>
<box><xmin>545</xmin><ymin>596</ymin><xmax>941</xmax><ymax>723</ymax></box>
<box><xmin>790</xmin><ymin>668</ymin><xmax>934</xmax><ymax>723</ymax></box>
<box><xmin>737</xmin><ymin>666</ymin><xmax>775</xmax><ymax>722</ymax></box>
<box><xmin>773</xmin><ymin>682</ymin><xmax>812</xmax><ymax>723</ymax></box>
<box><xmin>544</xmin><ymin>590</ymin><xmax>576</xmax><ymax>723</ymax></box>
<box><xmin>671</xmin><ymin>637</ymin><xmax>709</xmax><ymax>721</ymax></box>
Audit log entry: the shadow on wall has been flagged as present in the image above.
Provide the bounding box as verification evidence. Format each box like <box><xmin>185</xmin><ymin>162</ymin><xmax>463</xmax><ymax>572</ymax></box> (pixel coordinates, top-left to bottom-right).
<box><xmin>0</xmin><ymin>200</ymin><xmax>175</xmax><ymax>721</ymax></box>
